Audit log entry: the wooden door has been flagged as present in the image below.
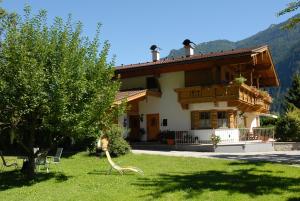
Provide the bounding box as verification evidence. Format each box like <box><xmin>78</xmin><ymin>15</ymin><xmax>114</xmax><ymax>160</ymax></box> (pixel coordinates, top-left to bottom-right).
<box><xmin>147</xmin><ymin>114</ymin><xmax>160</xmax><ymax>141</ymax></box>
<box><xmin>129</xmin><ymin>115</ymin><xmax>140</xmax><ymax>141</ymax></box>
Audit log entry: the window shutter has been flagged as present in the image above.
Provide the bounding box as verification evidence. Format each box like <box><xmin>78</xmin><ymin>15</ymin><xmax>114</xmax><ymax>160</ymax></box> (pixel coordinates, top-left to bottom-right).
<box><xmin>191</xmin><ymin>111</ymin><xmax>200</xmax><ymax>129</ymax></box>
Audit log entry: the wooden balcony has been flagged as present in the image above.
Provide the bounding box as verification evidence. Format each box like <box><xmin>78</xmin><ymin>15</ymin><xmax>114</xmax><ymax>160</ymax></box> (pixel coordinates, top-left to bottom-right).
<box><xmin>174</xmin><ymin>83</ymin><xmax>272</xmax><ymax>113</ymax></box>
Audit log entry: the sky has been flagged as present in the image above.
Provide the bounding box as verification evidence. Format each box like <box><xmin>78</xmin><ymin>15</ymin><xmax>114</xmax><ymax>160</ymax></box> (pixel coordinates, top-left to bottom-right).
<box><xmin>2</xmin><ymin>0</ymin><xmax>298</xmax><ymax>65</ymax></box>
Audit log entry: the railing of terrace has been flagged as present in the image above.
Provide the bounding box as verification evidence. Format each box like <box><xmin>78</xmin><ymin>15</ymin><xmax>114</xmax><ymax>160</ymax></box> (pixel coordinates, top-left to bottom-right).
<box><xmin>253</xmin><ymin>127</ymin><xmax>275</xmax><ymax>142</ymax></box>
<box><xmin>174</xmin><ymin>129</ymin><xmax>239</xmax><ymax>145</ymax></box>
<box><xmin>239</xmin><ymin>127</ymin><xmax>275</xmax><ymax>142</ymax></box>
<box><xmin>175</xmin><ymin>131</ymin><xmax>201</xmax><ymax>144</ymax></box>
<box><xmin>175</xmin><ymin>127</ymin><xmax>275</xmax><ymax>145</ymax></box>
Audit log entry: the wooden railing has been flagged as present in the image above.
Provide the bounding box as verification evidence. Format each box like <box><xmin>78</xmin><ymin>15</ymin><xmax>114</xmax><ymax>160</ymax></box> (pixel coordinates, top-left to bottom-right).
<box><xmin>175</xmin><ymin>83</ymin><xmax>272</xmax><ymax>112</ymax></box>
<box><xmin>239</xmin><ymin>127</ymin><xmax>275</xmax><ymax>141</ymax></box>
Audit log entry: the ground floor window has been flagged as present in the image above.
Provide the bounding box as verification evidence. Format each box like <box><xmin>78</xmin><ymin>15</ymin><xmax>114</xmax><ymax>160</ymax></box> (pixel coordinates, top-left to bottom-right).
<box><xmin>200</xmin><ymin>112</ymin><xmax>211</xmax><ymax>128</ymax></box>
<box><xmin>191</xmin><ymin>111</ymin><xmax>211</xmax><ymax>129</ymax></box>
<box><xmin>192</xmin><ymin>110</ymin><xmax>234</xmax><ymax>129</ymax></box>
<box><xmin>217</xmin><ymin>111</ymin><xmax>228</xmax><ymax>128</ymax></box>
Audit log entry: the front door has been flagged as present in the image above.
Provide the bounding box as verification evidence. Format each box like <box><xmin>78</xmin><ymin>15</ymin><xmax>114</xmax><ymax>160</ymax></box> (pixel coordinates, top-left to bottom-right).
<box><xmin>129</xmin><ymin>115</ymin><xmax>140</xmax><ymax>141</ymax></box>
<box><xmin>147</xmin><ymin>114</ymin><xmax>160</xmax><ymax>141</ymax></box>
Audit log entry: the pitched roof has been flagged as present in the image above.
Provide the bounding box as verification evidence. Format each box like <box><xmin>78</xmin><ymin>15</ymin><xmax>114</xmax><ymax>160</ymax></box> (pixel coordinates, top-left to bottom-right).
<box><xmin>115</xmin><ymin>89</ymin><xmax>147</xmax><ymax>103</ymax></box>
<box><xmin>114</xmin><ymin>89</ymin><xmax>161</xmax><ymax>104</ymax></box>
<box><xmin>115</xmin><ymin>46</ymin><xmax>263</xmax><ymax>71</ymax></box>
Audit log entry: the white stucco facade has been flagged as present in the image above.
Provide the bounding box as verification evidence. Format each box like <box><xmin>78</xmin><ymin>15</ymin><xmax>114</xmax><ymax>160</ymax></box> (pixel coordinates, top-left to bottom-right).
<box><xmin>119</xmin><ymin>71</ymin><xmax>260</xmax><ymax>141</ymax></box>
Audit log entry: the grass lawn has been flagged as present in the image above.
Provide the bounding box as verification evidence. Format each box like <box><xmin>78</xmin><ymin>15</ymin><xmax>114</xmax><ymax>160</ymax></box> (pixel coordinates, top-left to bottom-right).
<box><xmin>0</xmin><ymin>152</ymin><xmax>300</xmax><ymax>201</ymax></box>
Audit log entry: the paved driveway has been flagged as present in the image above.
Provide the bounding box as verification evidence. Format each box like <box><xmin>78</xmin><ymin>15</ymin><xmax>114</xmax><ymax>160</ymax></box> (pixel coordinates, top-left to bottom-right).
<box><xmin>132</xmin><ymin>150</ymin><xmax>300</xmax><ymax>166</ymax></box>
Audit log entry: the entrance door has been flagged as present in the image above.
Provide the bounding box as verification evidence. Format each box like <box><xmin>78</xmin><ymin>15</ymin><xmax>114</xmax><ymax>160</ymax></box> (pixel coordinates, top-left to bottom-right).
<box><xmin>129</xmin><ymin>115</ymin><xmax>140</xmax><ymax>141</ymax></box>
<box><xmin>147</xmin><ymin>114</ymin><xmax>160</xmax><ymax>141</ymax></box>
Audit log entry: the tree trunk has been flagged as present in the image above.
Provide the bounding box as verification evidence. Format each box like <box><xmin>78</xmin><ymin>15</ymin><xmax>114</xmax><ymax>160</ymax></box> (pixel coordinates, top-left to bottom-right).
<box><xmin>21</xmin><ymin>155</ymin><xmax>35</xmax><ymax>179</ymax></box>
<box><xmin>20</xmin><ymin>126</ymin><xmax>36</xmax><ymax>179</ymax></box>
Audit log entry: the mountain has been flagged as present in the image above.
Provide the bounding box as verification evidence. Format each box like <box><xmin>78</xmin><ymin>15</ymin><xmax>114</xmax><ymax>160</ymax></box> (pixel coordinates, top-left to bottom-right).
<box><xmin>167</xmin><ymin>14</ymin><xmax>300</xmax><ymax>113</ymax></box>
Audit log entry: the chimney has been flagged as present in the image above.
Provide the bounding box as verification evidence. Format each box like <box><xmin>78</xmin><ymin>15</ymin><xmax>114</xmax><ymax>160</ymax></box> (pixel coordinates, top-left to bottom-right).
<box><xmin>150</xmin><ymin>45</ymin><xmax>160</xmax><ymax>62</ymax></box>
<box><xmin>183</xmin><ymin>39</ymin><xmax>195</xmax><ymax>57</ymax></box>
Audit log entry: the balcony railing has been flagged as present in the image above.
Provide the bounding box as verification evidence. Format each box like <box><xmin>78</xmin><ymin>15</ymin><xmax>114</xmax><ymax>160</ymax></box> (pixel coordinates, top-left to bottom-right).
<box><xmin>174</xmin><ymin>83</ymin><xmax>272</xmax><ymax>112</ymax></box>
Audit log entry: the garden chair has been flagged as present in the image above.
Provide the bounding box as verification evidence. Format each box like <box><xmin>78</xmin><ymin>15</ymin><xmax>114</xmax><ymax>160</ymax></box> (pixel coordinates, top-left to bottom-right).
<box><xmin>0</xmin><ymin>151</ymin><xmax>18</xmax><ymax>172</ymax></box>
<box><xmin>100</xmin><ymin>137</ymin><xmax>143</xmax><ymax>175</ymax></box>
<box><xmin>104</xmin><ymin>150</ymin><xmax>144</xmax><ymax>175</ymax></box>
<box><xmin>47</xmin><ymin>148</ymin><xmax>63</xmax><ymax>171</ymax></box>
<box><xmin>35</xmin><ymin>151</ymin><xmax>49</xmax><ymax>173</ymax></box>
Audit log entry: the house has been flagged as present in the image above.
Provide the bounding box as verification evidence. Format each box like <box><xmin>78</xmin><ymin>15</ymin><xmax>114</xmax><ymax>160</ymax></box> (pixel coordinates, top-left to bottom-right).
<box><xmin>114</xmin><ymin>40</ymin><xmax>279</xmax><ymax>145</ymax></box>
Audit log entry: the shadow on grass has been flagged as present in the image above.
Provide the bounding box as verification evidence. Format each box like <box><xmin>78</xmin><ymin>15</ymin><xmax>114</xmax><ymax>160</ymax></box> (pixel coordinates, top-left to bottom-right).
<box><xmin>0</xmin><ymin>170</ymin><xmax>72</xmax><ymax>191</ymax></box>
<box><xmin>87</xmin><ymin>170</ymin><xmax>108</xmax><ymax>175</ymax></box>
<box><xmin>133</xmin><ymin>168</ymin><xmax>300</xmax><ymax>200</ymax></box>
<box><xmin>208</xmin><ymin>153</ymin><xmax>300</xmax><ymax>165</ymax></box>
<box><xmin>228</xmin><ymin>161</ymin><xmax>285</xmax><ymax>173</ymax></box>
<box><xmin>287</xmin><ymin>198</ymin><xmax>300</xmax><ymax>201</ymax></box>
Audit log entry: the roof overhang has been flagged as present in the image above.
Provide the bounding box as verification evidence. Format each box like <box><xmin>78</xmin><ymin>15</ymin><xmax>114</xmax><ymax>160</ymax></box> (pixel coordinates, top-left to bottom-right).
<box><xmin>114</xmin><ymin>89</ymin><xmax>161</xmax><ymax>105</ymax></box>
<box><xmin>250</xmin><ymin>46</ymin><xmax>279</xmax><ymax>87</ymax></box>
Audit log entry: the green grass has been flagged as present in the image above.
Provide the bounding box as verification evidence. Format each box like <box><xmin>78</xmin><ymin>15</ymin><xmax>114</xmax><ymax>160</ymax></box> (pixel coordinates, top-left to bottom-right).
<box><xmin>1</xmin><ymin>152</ymin><xmax>300</xmax><ymax>201</ymax></box>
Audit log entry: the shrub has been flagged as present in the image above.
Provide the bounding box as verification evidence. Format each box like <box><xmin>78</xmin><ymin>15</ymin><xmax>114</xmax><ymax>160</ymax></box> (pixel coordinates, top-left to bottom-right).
<box><xmin>260</xmin><ymin>116</ymin><xmax>278</xmax><ymax>127</ymax></box>
<box><xmin>105</xmin><ymin>124</ymin><xmax>131</xmax><ymax>157</ymax></box>
<box><xmin>276</xmin><ymin>108</ymin><xmax>300</xmax><ymax>141</ymax></box>
<box><xmin>211</xmin><ymin>134</ymin><xmax>221</xmax><ymax>145</ymax></box>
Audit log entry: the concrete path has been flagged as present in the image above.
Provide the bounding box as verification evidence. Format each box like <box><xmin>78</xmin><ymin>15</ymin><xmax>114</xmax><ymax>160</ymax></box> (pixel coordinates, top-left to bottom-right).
<box><xmin>132</xmin><ymin>150</ymin><xmax>300</xmax><ymax>166</ymax></box>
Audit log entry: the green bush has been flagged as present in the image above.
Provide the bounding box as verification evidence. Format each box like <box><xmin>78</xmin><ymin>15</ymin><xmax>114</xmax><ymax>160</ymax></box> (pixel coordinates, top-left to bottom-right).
<box><xmin>260</xmin><ymin>116</ymin><xmax>278</xmax><ymax>127</ymax></box>
<box><xmin>105</xmin><ymin>124</ymin><xmax>131</xmax><ymax>157</ymax></box>
<box><xmin>276</xmin><ymin>108</ymin><xmax>300</xmax><ymax>141</ymax></box>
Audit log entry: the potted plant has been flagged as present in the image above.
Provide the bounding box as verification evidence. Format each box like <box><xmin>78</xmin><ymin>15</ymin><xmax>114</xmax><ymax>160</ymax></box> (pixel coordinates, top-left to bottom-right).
<box><xmin>234</xmin><ymin>75</ymin><xmax>247</xmax><ymax>85</ymax></box>
<box><xmin>211</xmin><ymin>134</ymin><xmax>221</xmax><ymax>148</ymax></box>
<box><xmin>166</xmin><ymin>131</ymin><xmax>175</xmax><ymax>145</ymax></box>
<box><xmin>159</xmin><ymin>131</ymin><xmax>167</xmax><ymax>144</ymax></box>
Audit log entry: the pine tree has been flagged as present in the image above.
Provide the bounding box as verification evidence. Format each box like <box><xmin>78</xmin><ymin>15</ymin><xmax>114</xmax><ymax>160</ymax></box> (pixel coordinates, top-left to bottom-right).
<box><xmin>285</xmin><ymin>73</ymin><xmax>300</xmax><ymax>109</ymax></box>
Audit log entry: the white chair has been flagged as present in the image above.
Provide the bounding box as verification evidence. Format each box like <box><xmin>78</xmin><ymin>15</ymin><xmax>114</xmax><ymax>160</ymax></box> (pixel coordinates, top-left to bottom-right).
<box><xmin>35</xmin><ymin>151</ymin><xmax>49</xmax><ymax>173</ymax></box>
<box><xmin>47</xmin><ymin>148</ymin><xmax>63</xmax><ymax>171</ymax></box>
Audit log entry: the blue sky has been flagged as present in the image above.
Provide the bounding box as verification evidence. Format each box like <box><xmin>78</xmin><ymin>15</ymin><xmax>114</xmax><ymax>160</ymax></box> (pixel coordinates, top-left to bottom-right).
<box><xmin>2</xmin><ymin>0</ymin><xmax>298</xmax><ymax>65</ymax></box>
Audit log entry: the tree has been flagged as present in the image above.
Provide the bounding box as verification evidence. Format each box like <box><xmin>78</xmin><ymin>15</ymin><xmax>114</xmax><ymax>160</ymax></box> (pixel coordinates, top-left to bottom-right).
<box><xmin>0</xmin><ymin>6</ymin><xmax>124</xmax><ymax>179</ymax></box>
<box><xmin>285</xmin><ymin>73</ymin><xmax>300</xmax><ymax>109</ymax></box>
<box><xmin>278</xmin><ymin>1</ymin><xmax>300</xmax><ymax>29</ymax></box>
<box><xmin>276</xmin><ymin>108</ymin><xmax>300</xmax><ymax>141</ymax></box>
<box><xmin>276</xmin><ymin>73</ymin><xmax>300</xmax><ymax>141</ymax></box>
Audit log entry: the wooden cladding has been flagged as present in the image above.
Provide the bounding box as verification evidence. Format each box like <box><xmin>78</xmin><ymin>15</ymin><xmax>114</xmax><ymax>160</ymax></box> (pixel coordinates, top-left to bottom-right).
<box><xmin>185</xmin><ymin>66</ymin><xmax>237</xmax><ymax>87</ymax></box>
<box><xmin>185</xmin><ymin>68</ymin><xmax>214</xmax><ymax>87</ymax></box>
<box><xmin>191</xmin><ymin>110</ymin><xmax>237</xmax><ymax>130</ymax></box>
<box><xmin>127</xmin><ymin>101</ymin><xmax>139</xmax><ymax>115</ymax></box>
<box><xmin>175</xmin><ymin>83</ymin><xmax>272</xmax><ymax>113</ymax></box>
<box><xmin>211</xmin><ymin>110</ymin><xmax>217</xmax><ymax>129</ymax></box>
<box><xmin>191</xmin><ymin>111</ymin><xmax>200</xmax><ymax>129</ymax></box>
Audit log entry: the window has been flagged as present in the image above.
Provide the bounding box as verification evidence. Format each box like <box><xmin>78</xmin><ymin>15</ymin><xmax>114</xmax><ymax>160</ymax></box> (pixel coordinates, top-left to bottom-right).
<box><xmin>200</xmin><ymin>112</ymin><xmax>211</xmax><ymax>128</ymax></box>
<box><xmin>191</xmin><ymin>111</ymin><xmax>211</xmax><ymax>129</ymax></box>
<box><xmin>217</xmin><ymin>111</ymin><xmax>228</xmax><ymax>128</ymax></box>
<box><xmin>146</xmin><ymin>77</ymin><xmax>158</xmax><ymax>89</ymax></box>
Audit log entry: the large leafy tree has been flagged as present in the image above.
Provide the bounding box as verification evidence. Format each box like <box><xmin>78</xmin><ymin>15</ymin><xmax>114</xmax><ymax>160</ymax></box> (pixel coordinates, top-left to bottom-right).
<box><xmin>0</xmin><ymin>6</ymin><xmax>123</xmax><ymax>178</ymax></box>
<box><xmin>278</xmin><ymin>1</ymin><xmax>300</xmax><ymax>29</ymax></box>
